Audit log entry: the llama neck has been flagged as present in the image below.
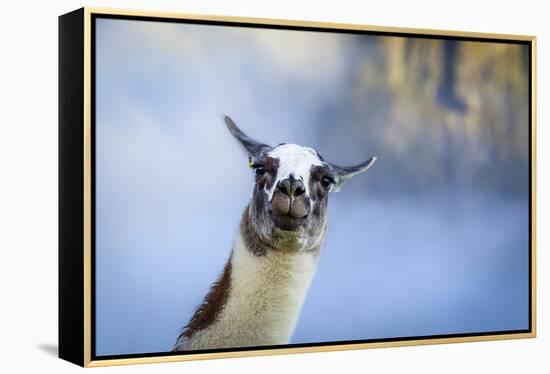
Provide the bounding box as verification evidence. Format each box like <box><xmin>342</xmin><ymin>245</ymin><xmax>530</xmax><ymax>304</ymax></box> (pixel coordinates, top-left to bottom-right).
<box><xmin>179</xmin><ymin>232</ymin><xmax>320</xmax><ymax>350</ymax></box>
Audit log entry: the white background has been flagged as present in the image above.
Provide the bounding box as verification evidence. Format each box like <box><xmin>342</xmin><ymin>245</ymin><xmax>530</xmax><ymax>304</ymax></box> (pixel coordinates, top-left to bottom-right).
<box><xmin>0</xmin><ymin>0</ymin><xmax>547</xmax><ymax>372</ymax></box>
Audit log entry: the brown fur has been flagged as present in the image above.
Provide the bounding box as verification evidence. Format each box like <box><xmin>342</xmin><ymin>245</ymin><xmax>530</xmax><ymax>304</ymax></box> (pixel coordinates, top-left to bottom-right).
<box><xmin>176</xmin><ymin>258</ymin><xmax>232</xmax><ymax>342</ymax></box>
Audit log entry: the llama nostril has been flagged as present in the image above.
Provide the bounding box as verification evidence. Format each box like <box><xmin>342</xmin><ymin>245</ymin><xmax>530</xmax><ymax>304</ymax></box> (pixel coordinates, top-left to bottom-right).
<box><xmin>294</xmin><ymin>185</ymin><xmax>305</xmax><ymax>197</ymax></box>
<box><xmin>277</xmin><ymin>180</ymin><xmax>291</xmax><ymax>197</ymax></box>
<box><xmin>277</xmin><ymin>177</ymin><xmax>305</xmax><ymax>198</ymax></box>
<box><xmin>277</xmin><ymin>179</ymin><xmax>292</xmax><ymax>197</ymax></box>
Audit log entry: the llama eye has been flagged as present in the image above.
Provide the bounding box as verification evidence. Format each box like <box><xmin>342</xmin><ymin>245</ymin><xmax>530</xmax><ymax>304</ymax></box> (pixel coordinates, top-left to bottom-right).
<box><xmin>251</xmin><ymin>162</ymin><xmax>266</xmax><ymax>176</ymax></box>
<box><xmin>321</xmin><ymin>176</ymin><xmax>333</xmax><ymax>190</ymax></box>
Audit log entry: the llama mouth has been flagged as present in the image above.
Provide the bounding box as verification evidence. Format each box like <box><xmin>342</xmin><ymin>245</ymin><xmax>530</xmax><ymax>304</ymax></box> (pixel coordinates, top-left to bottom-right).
<box><xmin>270</xmin><ymin>212</ymin><xmax>306</xmax><ymax>231</ymax></box>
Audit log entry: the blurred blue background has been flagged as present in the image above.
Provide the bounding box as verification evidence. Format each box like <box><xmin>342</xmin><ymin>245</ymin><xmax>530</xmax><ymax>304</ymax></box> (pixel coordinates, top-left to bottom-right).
<box><xmin>94</xmin><ymin>18</ymin><xmax>530</xmax><ymax>356</ymax></box>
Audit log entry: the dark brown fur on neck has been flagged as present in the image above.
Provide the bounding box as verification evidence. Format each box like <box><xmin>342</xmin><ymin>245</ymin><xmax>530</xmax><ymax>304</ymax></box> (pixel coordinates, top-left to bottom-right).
<box><xmin>175</xmin><ymin>258</ymin><xmax>232</xmax><ymax>344</ymax></box>
<box><xmin>175</xmin><ymin>208</ymin><xmax>269</xmax><ymax>347</ymax></box>
<box><xmin>176</xmin><ymin>204</ymin><xmax>320</xmax><ymax>347</ymax></box>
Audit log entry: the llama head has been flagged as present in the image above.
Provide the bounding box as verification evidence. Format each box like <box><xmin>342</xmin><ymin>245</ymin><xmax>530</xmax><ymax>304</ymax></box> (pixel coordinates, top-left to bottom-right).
<box><xmin>225</xmin><ymin>116</ymin><xmax>376</xmax><ymax>253</ymax></box>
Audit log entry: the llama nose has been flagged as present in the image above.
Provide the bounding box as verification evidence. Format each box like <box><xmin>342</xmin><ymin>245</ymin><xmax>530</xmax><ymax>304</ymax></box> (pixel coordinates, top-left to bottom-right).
<box><xmin>277</xmin><ymin>176</ymin><xmax>305</xmax><ymax>198</ymax></box>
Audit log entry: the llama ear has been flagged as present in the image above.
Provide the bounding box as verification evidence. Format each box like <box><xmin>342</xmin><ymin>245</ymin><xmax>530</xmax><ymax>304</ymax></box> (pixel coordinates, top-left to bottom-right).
<box><xmin>330</xmin><ymin>156</ymin><xmax>377</xmax><ymax>192</ymax></box>
<box><xmin>224</xmin><ymin>115</ymin><xmax>272</xmax><ymax>162</ymax></box>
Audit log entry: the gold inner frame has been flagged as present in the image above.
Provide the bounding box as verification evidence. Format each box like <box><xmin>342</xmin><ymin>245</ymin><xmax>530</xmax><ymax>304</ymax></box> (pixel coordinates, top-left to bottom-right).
<box><xmin>82</xmin><ymin>7</ymin><xmax>537</xmax><ymax>367</ymax></box>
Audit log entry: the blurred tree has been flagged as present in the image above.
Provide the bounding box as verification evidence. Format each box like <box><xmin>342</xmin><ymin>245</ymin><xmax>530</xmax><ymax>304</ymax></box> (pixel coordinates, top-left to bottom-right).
<box><xmin>315</xmin><ymin>36</ymin><xmax>529</xmax><ymax>197</ymax></box>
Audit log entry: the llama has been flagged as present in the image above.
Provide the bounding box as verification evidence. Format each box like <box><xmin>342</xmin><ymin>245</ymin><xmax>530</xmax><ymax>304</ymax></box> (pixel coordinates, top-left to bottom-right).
<box><xmin>173</xmin><ymin>116</ymin><xmax>376</xmax><ymax>351</ymax></box>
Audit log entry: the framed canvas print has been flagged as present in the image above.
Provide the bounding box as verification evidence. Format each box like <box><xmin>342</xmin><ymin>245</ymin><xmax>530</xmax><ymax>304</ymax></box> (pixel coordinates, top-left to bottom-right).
<box><xmin>59</xmin><ymin>7</ymin><xmax>536</xmax><ymax>367</ymax></box>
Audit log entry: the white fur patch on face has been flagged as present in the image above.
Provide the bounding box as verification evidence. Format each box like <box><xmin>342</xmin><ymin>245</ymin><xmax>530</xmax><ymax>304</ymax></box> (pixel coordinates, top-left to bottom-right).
<box><xmin>266</xmin><ymin>144</ymin><xmax>324</xmax><ymax>201</ymax></box>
